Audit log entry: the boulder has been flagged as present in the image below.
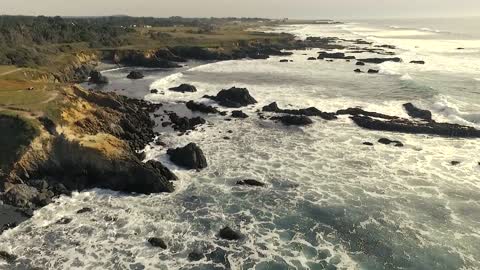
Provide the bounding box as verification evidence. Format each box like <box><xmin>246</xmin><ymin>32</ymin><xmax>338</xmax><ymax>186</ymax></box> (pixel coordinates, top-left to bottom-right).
<box><xmin>354</xmin><ymin>69</ymin><xmax>363</xmax><ymax>73</ymax></box>
<box><xmin>0</xmin><ymin>251</ymin><xmax>17</xmax><ymax>263</ymax></box>
<box><xmin>279</xmin><ymin>59</ymin><xmax>289</xmax><ymax>63</ymax></box>
<box><xmin>150</xmin><ymin>89</ymin><xmax>159</xmax><ymax>94</ymax></box>
<box><xmin>169</xmin><ymin>84</ymin><xmax>197</xmax><ymax>93</ymax></box>
<box><xmin>318</xmin><ymin>52</ymin><xmax>355</xmax><ymax>60</ymax></box>
<box><xmin>76</xmin><ymin>207</ymin><xmax>93</xmax><ymax>214</ymax></box>
<box><xmin>167</xmin><ymin>143</ymin><xmax>208</xmax><ymax>170</ymax></box>
<box><xmin>231</xmin><ymin>110</ymin><xmax>249</xmax><ymax>119</ymax></box>
<box><xmin>451</xmin><ymin>161</ymin><xmax>461</xmax><ymax>166</ymax></box>
<box><xmin>219</xmin><ymin>227</ymin><xmax>242</xmax><ymax>241</ymax></box>
<box><xmin>148</xmin><ymin>237</ymin><xmax>167</xmax><ymax>249</ymax></box>
<box><xmin>168</xmin><ymin>113</ymin><xmax>206</xmax><ymax>132</ymax></box>
<box><xmin>186</xmin><ymin>101</ymin><xmax>219</xmax><ymax>114</ymax></box>
<box><xmin>410</xmin><ymin>60</ymin><xmax>425</xmax><ymax>65</ymax></box>
<box><xmin>356</xmin><ymin>61</ymin><xmax>365</xmax><ymax>66</ymax></box>
<box><xmin>236</xmin><ymin>179</ymin><xmax>265</xmax><ymax>187</ymax></box>
<box><xmin>88</xmin><ymin>71</ymin><xmax>109</xmax><ymax>84</ymax></box>
<box><xmin>209</xmin><ymin>87</ymin><xmax>257</xmax><ymax>108</ymax></box>
<box><xmin>127</xmin><ymin>71</ymin><xmax>144</xmax><ymax>79</ymax></box>
<box><xmin>363</xmin><ymin>142</ymin><xmax>374</xmax><ymax>146</ymax></box>
<box><xmin>358</xmin><ymin>57</ymin><xmax>401</xmax><ymax>64</ymax></box>
<box><xmin>403</xmin><ymin>103</ymin><xmax>432</xmax><ymax>121</ymax></box>
<box><xmin>262</xmin><ymin>102</ymin><xmax>337</xmax><ymax>120</ymax></box>
<box><xmin>367</xmin><ymin>69</ymin><xmax>379</xmax><ymax>74</ymax></box>
<box><xmin>272</xmin><ymin>115</ymin><xmax>313</xmax><ymax>126</ymax></box>
<box><xmin>378</xmin><ymin>138</ymin><xmax>404</xmax><ymax>147</ymax></box>
<box><xmin>307</xmin><ymin>57</ymin><xmax>317</xmax><ymax>61</ymax></box>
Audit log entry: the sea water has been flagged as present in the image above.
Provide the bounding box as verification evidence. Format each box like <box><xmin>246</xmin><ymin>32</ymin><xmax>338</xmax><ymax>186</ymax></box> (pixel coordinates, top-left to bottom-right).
<box><xmin>1</xmin><ymin>19</ymin><xmax>480</xmax><ymax>270</ymax></box>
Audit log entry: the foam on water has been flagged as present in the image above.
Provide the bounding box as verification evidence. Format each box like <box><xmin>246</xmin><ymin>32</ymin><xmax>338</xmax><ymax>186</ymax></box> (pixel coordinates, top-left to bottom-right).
<box><xmin>1</xmin><ymin>23</ymin><xmax>480</xmax><ymax>270</ymax></box>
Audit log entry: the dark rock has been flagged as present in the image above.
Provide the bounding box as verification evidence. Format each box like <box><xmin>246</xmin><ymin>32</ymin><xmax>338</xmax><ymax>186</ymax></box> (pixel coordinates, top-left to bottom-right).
<box><xmin>188</xmin><ymin>250</ymin><xmax>205</xmax><ymax>261</ymax></box>
<box><xmin>351</xmin><ymin>116</ymin><xmax>480</xmax><ymax>138</ymax></box>
<box><xmin>279</xmin><ymin>59</ymin><xmax>289</xmax><ymax>63</ymax></box>
<box><xmin>0</xmin><ymin>251</ymin><xmax>17</xmax><ymax>263</ymax></box>
<box><xmin>307</xmin><ymin>57</ymin><xmax>317</xmax><ymax>61</ymax></box>
<box><xmin>356</xmin><ymin>61</ymin><xmax>365</xmax><ymax>66</ymax></box>
<box><xmin>378</xmin><ymin>138</ymin><xmax>404</xmax><ymax>147</ymax></box>
<box><xmin>219</xmin><ymin>227</ymin><xmax>242</xmax><ymax>240</ymax></box>
<box><xmin>207</xmin><ymin>87</ymin><xmax>257</xmax><ymax>108</ymax></box>
<box><xmin>363</xmin><ymin>142</ymin><xmax>374</xmax><ymax>146</ymax></box>
<box><xmin>451</xmin><ymin>161</ymin><xmax>461</xmax><ymax>166</ymax></box>
<box><xmin>403</xmin><ymin>103</ymin><xmax>432</xmax><ymax>121</ymax></box>
<box><xmin>168</xmin><ymin>113</ymin><xmax>206</xmax><ymax>132</ymax></box>
<box><xmin>127</xmin><ymin>71</ymin><xmax>144</xmax><ymax>79</ymax></box>
<box><xmin>148</xmin><ymin>237</ymin><xmax>167</xmax><ymax>249</ymax></box>
<box><xmin>231</xmin><ymin>110</ymin><xmax>249</xmax><ymax>119</ymax></box>
<box><xmin>410</xmin><ymin>60</ymin><xmax>425</xmax><ymax>65</ymax></box>
<box><xmin>272</xmin><ymin>115</ymin><xmax>313</xmax><ymax>126</ymax></box>
<box><xmin>263</xmin><ymin>102</ymin><xmax>337</xmax><ymax>120</ymax></box>
<box><xmin>167</xmin><ymin>143</ymin><xmax>208</xmax><ymax>170</ymax></box>
<box><xmin>354</xmin><ymin>69</ymin><xmax>363</xmax><ymax>73</ymax></box>
<box><xmin>236</xmin><ymin>179</ymin><xmax>265</xmax><ymax>187</ymax></box>
<box><xmin>357</xmin><ymin>57</ymin><xmax>401</xmax><ymax>64</ymax></box>
<box><xmin>457</xmin><ymin>47</ymin><xmax>465</xmax><ymax>50</ymax></box>
<box><xmin>0</xmin><ymin>222</ymin><xmax>17</xmax><ymax>235</ymax></box>
<box><xmin>169</xmin><ymin>84</ymin><xmax>197</xmax><ymax>93</ymax></box>
<box><xmin>145</xmin><ymin>160</ymin><xmax>177</xmax><ymax>181</ymax></box>
<box><xmin>336</xmin><ymin>107</ymin><xmax>398</xmax><ymax>120</ymax></box>
<box><xmin>375</xmin><ymin>44</ymin><xmax>396</xmax><ymax>49</ymax></box>
<box><xmin>186</xmin><ymin>101</ymin><xmax>219</xmax><ymax>114</ymax></box>
<box><xmin>56</xmin><ymin>217</ymin><xmax>73</xmax><ymax>225</ymax></box>
<box><xmin>223</xmin><ymin>136</ymin><xmax>230</xmax><ymax>140</ymax></box>
<box><xmin>76</xmin><ymin>207</ymin><xmax>93</xmax><ymax>214</ymax></box>
<box><xmin>88</xmin><ymin>71</ymin><xmax>108</xmax><ymax>84</ymax></box>
<box><xmin>318</xmin><ymin>52</ymin><xmax>355</xmax><ymax>60</ymax></box>
<box><xmin>367</xmin><ymin>69</ymin><xmax>379</xmax><ymax>74</ymax></box>
<box><xmin>150</xmin><ymin>89</ymin><xmax>159</xmax><ymax>94</ymax></box>
<box><xmin>38</xmin><ymin>116</ymin><xmax>57</xmax><ymax>135</ymax></box>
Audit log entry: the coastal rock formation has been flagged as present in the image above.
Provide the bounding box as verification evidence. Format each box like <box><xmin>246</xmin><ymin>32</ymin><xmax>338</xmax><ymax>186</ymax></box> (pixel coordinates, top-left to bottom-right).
<box><xmin>336</xmin><ymin>107</ymin><xmax>399</xmax><ymax>120</ymax></box>
<box><xmin>403</xmin><ymin>103</ymin><xmax>432</xmax><ymax>121</ymax></box>
<box><xmin>206</xmin><ymin>87</ymin><xmax>257</xmax><ymax>108</ymax></box>
<box><xmin>219</xmin><ymin>227</ymin><xmax>242</xmax><ymax>241</ymax></box>
<box><xmin>168</xmin><ymin>113</ymin><xmax>206</xmax><ymax>132</ymax></box>
<box><xmin>88</xmin><ymin>70</ymin><xmax>108</xmax><ymax>84</ymax></box>
<box><xmin>263</xmin><ymin>102</ymin><xmax>337</xmax><ymax>120</ymax></box>
<box><xmin>367</xmin><ymin>69</ymin><xmax>379</xmax><ymax>74</ymax></box>
<box><xmin>271</xmin><ymin>115</ymin><xmax>313</xmax><ymax>126</ymax></box>
<box><xmin>318</xmin><ymin>51</ymin><xmax>355</xmax><ymax>60</ymax></box>
<box><xmin>231</xmin><ymin>110</ymin><xmax>249</xmax><ymax>119</ymax></box>
<box><xmin>148</xmin><ymin>237</ymin><xmax>167</xmax><ymax>249</ymax></box>
<box><xmin>378</xmin><ymin>138</ymin><xmax>404</xmax><ymax>147</ymax></box>
<box><xmin>236</xmin><ymin>179</ymin><xmax>265</xmax><ymax>187</ymax></box>
<box><xmin>358</xmin><ymin>57</ymin><xmax>402</xmax><ymax>64</ymax></box>
<box><xmin>169</xmin><ymin>84</ymin><xmax>197</xmax><ymax>93</ymax></box>
<box><xmin>186</xmin><ymin>101</ymin><xmax>220</xmax><ymax>114</ymax></box>
<box><xmin>410</xmin><ymin>60</ymin><xmax>425</xmax><ymax>64</ymax></box>
<box><xmin>126</xmin><ymin>71</ymin><xmax>144</xmax><ymax>79</ymax></box>
<box><xmin>356</xmin><ymin>61</ymin><xmax>365</xmax><ymax>66</ymax></box>
<box><xmin>351</xmin><ymin>116</ymin><xmax>480</xmax><ymax>138</ymax></box>
<box><xmin>167</xmin><ymin>143</ymin><xmax>208</xmax><ymax>170</ymax></box>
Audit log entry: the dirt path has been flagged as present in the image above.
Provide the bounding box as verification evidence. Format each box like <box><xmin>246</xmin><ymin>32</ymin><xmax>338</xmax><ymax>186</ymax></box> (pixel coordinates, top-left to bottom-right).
<box><xmin>0</xmin><ymin>68</ymin><xmax>21</xmax><ymax>76</ymax></box>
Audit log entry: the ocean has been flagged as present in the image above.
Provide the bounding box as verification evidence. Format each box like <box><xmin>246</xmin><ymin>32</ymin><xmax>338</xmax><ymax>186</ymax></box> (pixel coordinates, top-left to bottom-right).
<box><xmin>1</xmin><ymin>18</ymin><xmax>480</xmax><ymax>270</ymax></box>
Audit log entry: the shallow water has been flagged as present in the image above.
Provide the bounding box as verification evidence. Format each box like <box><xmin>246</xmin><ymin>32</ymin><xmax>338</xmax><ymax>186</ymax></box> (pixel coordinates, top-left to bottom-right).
<box><xmin>1</xmin><ymin>23</ymin><xmax>480</xmax><ymax>270</ymax></box>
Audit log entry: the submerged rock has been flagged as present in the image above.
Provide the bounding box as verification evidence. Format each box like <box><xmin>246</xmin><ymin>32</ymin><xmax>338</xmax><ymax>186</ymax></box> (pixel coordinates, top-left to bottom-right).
<box><xmin>307</xmin><ymin>57</ymin><xmax>317</xmax><ymax>61</ymax></box>
<box><xmin>148</xmin><ymin>237</ymin><xmax>167</xmax><ymax>249</ymax></box>
<box><xmin>231</xmin><ymin>110</ymin><xmax>249</xmax><ymax>119</ymax></box>
<box><xmin>169</xmin><ymin>84</ymin><xmax>197</xmax><ymax>93</ymax></box>
<box><xmin>403</xmin><ymin>103</ymin><xmax>432</xmax><ymax>122</ymax></box>
<box><xmin>88</xmin><ymin>70</ymin><xmax>108</xmax><ymax>84</ymax></box>
<box><xmin>451</xmin><ymin>161</ymin><xmax>461</xmax><ymax>166</ymax></box>
<box><xmin>126</xmin><ymin>71</ymin><xmax>144</xmax><ymax>79</ymax></box>
<box><xmin>263</xmin><ymin>102</ymin><xmax>337</xmax><ymax>120</ymax></box>
<box><xmin>76</xmin><ymin>207</ymin><xmax>93</xmax><ymax>214</ymax></box>
<box><xmin>219</xmin><ymin>227</ymin><xmax>242</xmax><ymax>240</ymax></box>
<box><xmin>356</xmin><ymin>61</ymin><xmax>365</xmax><ymax>66</ymax></box>
<box><xmin>354</xmin><ymin>68</ymin><xmax>363</xmax><ymax>73</ymax></box>
<box><xmin>410</xmin><ymin>60</ymin><xmax>425</xmax><ymax>64</ymax></box>
<box><xmin>186</xmin><ymin>101</ymin><xmax>219</xmax><ymax>114</ymax></box>
<box><xmin>0</xmin><ymin>251</ymin><xmax>17</xmax><ymax>263</ymax></box>
<box><xmin>167</xmin><ymin>143</ymin><xmax>208</xmax><ymax>170</ymax></box>
<box><xmin>358</xmin><ymin>57</ymin><xmax>402</xmax><ymax>64</ymax></box>
<box><xmin>168</xmin><ymin>113</ymin><xmax>206</xmax><ymax>132</ymax></box>
<box><xmin>188</xmin><ymin>250</ymin><xmax>205</xmax><ymax>261</ymax></box>
<box><xmin>236</xmin><ymin>179</ymin><xmax>265</xmax><ymax>187</ymax></box>
<box><xmin>367</xmin><ymin>69</ymin><xmax>379</xmax><ymax>74</ymax></box>
<box><xmin>272</xmin><ymin>115</ymin><xmax>313</xmax><ymax>126</ymax></box>
<box><xmin>378</xmin><ymin>138</ymin><xmax>404</xmax><ymax>147</ymax></box>
<box><xmin>207</xmin><ymin>87</ymin><xmax>257</xmax><ymax>108</ymax></box>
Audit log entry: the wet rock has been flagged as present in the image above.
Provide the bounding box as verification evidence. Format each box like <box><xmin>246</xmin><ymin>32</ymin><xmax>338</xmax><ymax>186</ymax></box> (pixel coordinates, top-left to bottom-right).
<box><xmin>76</xmin><ymin>207</ymin><xmax>93</xmax><ymax>214</ymax></box>
<box><xmin>150</xmin><ymin>89</ymin><xmax>158</xmax><ymax>94</ymax></box>
<box><xmin>145</xmin><ymin>160</ymin><xmax>178</xmax><ymax>181</ymax></box>
<box><xmin>378</xmin><ymin>138</ymin><xmax>404</xmax><ymax>147</ymax></box>
<box><xmin>231</xmin><ymin>110</ymin><xmax>249</xmax><ymax>119</ymax></box>
<box><xmin>0</xmin><ymin>251</ymin><xmax>17</xmax><ymax>263</ymax></box>
<box><xmin>279</xmin><ymin>59</ymin><xmax>289</xmax><ymax>63</ymax></box>
<box><xmin>451</xmin><ymin>161</ymin><xmax>461</xmax><ymax>166</ymax></box>
<box><xmin>56</xmin><ymin>217</ymin><xmax>73</xmax><ymax>225</ymax></box>
<box><xmin>307</xmin><ymin>57</ymin><xmax>317</xmax><ymax>61</ymax></box>
<box><xmin>410</xmin><ymin>60</ymin><xmax>425</xmax><ymax>64</ymax></box>
<box><xmin>351</xmin><ymin>115</ymin><xmax>480</xmax><ymax>138</ymax></box>
<box><xmin>367</xmin><ymin>69</ymin><xmax>379</xmax><ymax>74</ymax></box>
<box><xmin>207</xmin><ymin>87</ymin><xmax>257</xmax><ymax>108</ymax></box>
<box><xmin>363</xmin><ymin>142</ymin><xmax>374</xmax><ymax>146</ymax></box>
<box><xmin>0</xmin><ymin>222</ymin><xmax>17</xmax><ymax>235</ymax></box>
<box><xmin>148</xmin><ymin>237</ymin><xmax>167</xmax><ymax>249</ymax></box>
<box><xmin>318</xmin><ymin>249</ymin><xmax>332</xmax><ymax>260</ymax></box>
<box><xmin>219</xmin><ymin>226</ymin><xmax>242</xmax><ymax>240</ymax></box>
<box><xmin>38</xmin><ymin>116</ymin><xmax>57</xmax><ymax>135</ymax></box>
<box><xmin>354</xmin><ymin>69</ymin><xmax>363</xmax><ymax>73</ymax></box>
<box><xmin>127</xmin><ymin>71</ymin><xmax>144</xmax><ymax>79</ymax></box>
<box><xmin>357</xmin><ymin>57</ymin><xmax>401</xmax><ymax>64</ymax></box>
<box><xmin>356</xmin><ymin>61</ymin><xmax>365</xmax><ymax>66</ymax></box>
<box><xmin>169</xmin><ymin>84</ymin><xmax>197</xmax><ymax>93</ymax></box>
<box><xmin>186</xmin><ymin>101</ymin><xmax>219</xmax><ymax>114</ymax></box>
<box><xmin>272</xmin><ymin>115</ymin><xmax>313</xmax><ymax>126</ymax></box>
<box><xmin>1</xmin><ymin>184</ymin><xmax>39</xmax><ymax>208</ymax></box>
<box><xmin>403</xmin><ymin>103</ymin><xmax>432</xmax><ymax>121</ymax></box>
<box><xmin>318</xmin><ymin>51</ymin><xmax>355</xmax><ymax>60</ymax></box>
<box><xmin>263</xmin><ymin>102</ymin><xmax>337</xmax><ymax>120</ymax></box>
<box><xmin>168</xmin><ymin>113</ymin><xmax>206</xmax><ymax>132</ymax></box>
<box><xmin>167</xmin><ymin>143</ymin><xmax>208</xmax><ymax>170</ymax></box>
<box><xmin>188</xmin><ymin>250</ymin><xmax>205</xmax><ymax>261</ymax></box>
<box><xmin>336</xmin><ymin>107</ymin><xmax>398</xmax><ymax>120</ymax></box>
<box><xmin>223</xmin><ymin>136</ymin><xmax>230</xmax><ymax>140</ymax></box>
<box><xmin>236</xmin><ymin>179</ymin><xmax>265</xmax><ymax>187</ymax></box>
<box><xmin>375</xmin><ymin>44</ymin><xmax>396</xmax><ymax>49</ymax></box>
<box><xmin>88</xmin><ymin>70</ymin><xmax>109</xmax><ymax>84</ymax></box>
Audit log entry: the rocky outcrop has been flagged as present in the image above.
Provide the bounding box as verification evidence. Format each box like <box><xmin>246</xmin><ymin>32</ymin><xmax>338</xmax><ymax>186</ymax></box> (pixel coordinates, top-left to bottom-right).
<box><xmin>237</xmin><ymin>179</ymin><xmax>265</xmax><ymax>187</ymax></box>
<box><xmin>263</xmin><ymin>102</ymin><xmax>337</xmax><ymax>120</ymax></box>
<box><xmin>231</xmin><ymin>110</ymin><xmax>249</xmax><ymax>119</ymax></box>
<box><xmin>336</xmin><ymin>107</ymin><xmax>399</xmax><ymax>120</ymax></box>
<box><xmin>219</xmin><ymin>227</ymin><xmax>242</xmax><ymax>241</ymax></box>
<box><xmin>351</xmin><ymin>116</ymin><xmax>480</xmax><ymax>138</ymax></box>
<box><xmin>88</xmin><ymin>70</ymin><xmax>108</xmax><ymax>84</ymax></box>
<box><xmin>357</xmin><ymin>57</ymin><xmax>402</xmax><ymax>64</ymax></box>
<box><xmin>367</xmin><ymin>69</ymin><xmax>379</xmax><ymax>74</ymax></box>
<box><xmin>110</xmin><ymin>50</ymin><xmax>181</xmax><ymax>68</ymax></box>
<box><xmin>403</xmin><ymin>103</ymin><xmax>432</xmax><ymax>121</ymax></box>
<box><xmin>410</xmin><ymin>60</ymin><xmax>425</xmax><ymax>64</ymax></box>
<box><xmin>168</xmin><ymin>113</ymin><xmax>206</xmax><ymax>132</ymax></box>
<box><xmin>169</xmin><ymin>84</ymin><xmax>197</xmax><ymax>93</ymax></box>
<box><xmin>318</xmin><ymin>52</ymin><xmax>355</xmax><ymax>60</ymax></box>
<box><xmin>206</xmin><ymin>87</ymin><xmax>257</xmax><ymax>108</ymax></box>
<box><xmin>271</xmin><ymin>115</ymin><xmax>313</xmax><ymax>126</ymax></box>
<box><xmin>127</xmin><ymin>71</ymin><xmax>144</xmax><ymax>79</ymax></box>
<box><xmin>186</xmin><ymin>101</ymin><xmax>220</xmax><ymax>114</ymax></box>
<box><xmin>167</xmin><ymin>143</ymin><xmax>208</xmax><ymax>170</ymax></box>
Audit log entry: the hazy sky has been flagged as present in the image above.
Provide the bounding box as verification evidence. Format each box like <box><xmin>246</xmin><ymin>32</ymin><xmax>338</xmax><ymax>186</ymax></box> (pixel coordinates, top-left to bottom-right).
<box><xmin>2</xmin><ymin>0</ymin><xmax>480</xmax><ymax>19</ymax></box>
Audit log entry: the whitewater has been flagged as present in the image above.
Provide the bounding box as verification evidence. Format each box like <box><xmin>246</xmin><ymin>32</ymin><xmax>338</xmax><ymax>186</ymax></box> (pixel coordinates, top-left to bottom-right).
<box><xmin>1</xmin><ymin>22</ymin><xmax>480</xmax><ymax>270</ymax></box>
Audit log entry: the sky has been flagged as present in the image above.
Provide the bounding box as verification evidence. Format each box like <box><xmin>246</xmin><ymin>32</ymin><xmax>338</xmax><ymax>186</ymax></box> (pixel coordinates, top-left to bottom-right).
<box><xmin>1</xmin><ymin>0</ymin><xmax>480</xmax><ymax>19</ymax></box>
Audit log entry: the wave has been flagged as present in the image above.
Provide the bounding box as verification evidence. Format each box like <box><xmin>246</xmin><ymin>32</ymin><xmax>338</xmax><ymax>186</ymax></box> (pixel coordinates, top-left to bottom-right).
<box><xmin>431</xmin><ymin>95</ymin><xmax>480</xmax><ymax>127</ymax></box>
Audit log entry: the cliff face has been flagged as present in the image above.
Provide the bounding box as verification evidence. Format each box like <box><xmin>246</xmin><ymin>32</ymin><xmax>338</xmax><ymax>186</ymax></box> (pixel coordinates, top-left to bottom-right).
<box><xmin>52</xmin><ymin>52</ymin><xmax>99</xmax><ymax>83</ymax></box>
<box><xmin>1</xmin><ymin>86</ymin><xmax>175</xmax><ymax>209</ymax></box>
